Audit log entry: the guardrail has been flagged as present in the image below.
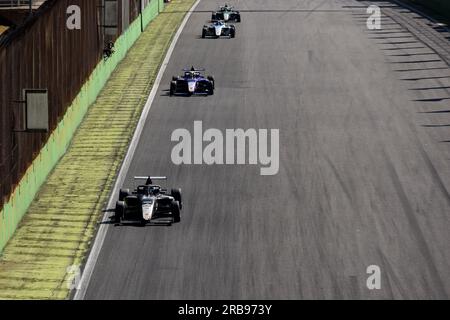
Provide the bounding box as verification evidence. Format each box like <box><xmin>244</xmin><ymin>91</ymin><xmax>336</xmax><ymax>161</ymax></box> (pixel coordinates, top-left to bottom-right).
<box><xmin>0</xmin><ymin>0</ymin><xmax>32</xmax><ymax>8</ymax></box>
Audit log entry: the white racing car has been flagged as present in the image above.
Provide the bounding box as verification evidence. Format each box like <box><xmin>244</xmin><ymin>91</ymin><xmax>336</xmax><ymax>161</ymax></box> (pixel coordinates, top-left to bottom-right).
<box><xmin>202</xmin><ymin>20</ymin><xmax>236</xmax><ymax>39</ymax></box>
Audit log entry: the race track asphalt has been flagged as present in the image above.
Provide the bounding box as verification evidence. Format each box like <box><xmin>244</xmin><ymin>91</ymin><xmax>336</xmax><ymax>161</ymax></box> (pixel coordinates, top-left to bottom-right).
<box><xmin>84</xmin><ymin>0</ymin><xmax>450</xmax><ymax>299</ymax></box>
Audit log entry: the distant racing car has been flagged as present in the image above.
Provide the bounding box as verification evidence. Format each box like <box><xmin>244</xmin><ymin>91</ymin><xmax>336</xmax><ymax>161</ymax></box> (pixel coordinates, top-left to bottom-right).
<box><xmin>211</xmin><ymin>4</ymin><xmax>241</xmax><ymax>22</ymax></box>
<box><xmin>115</xmin><ymin>176</ymin><xmax>182</xmax><ymax>225</ymax></box>
<box><xmin>202</xmin><ymin>20</ymin><xmax>236</xmax><ymax>38</ymax></box>
<box><xmin>170</xmin><ymin>67</ymin><xmax>215</xmax><ymax>96</ymax></box>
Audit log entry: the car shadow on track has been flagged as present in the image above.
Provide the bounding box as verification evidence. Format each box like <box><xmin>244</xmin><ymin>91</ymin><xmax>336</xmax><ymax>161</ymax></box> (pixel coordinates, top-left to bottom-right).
<box><xmin>100</xmin><ymin>208</ymin><xmax>174</xmax><ymax>227</ymax></box>
<box><xmin>99</xmin><ymin>219</ymin><xmax>173</xmax><ymax>228</ymax></box>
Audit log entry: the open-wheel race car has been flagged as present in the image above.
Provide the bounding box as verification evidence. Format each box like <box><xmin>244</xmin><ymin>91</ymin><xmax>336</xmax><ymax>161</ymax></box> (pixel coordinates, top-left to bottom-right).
<box><xmin>115</xmin><ymin>176</ymin><xmax>182</xmax><ymax>226</ymax></box>
<box><xmin>202</xmin><ymin>20</ymin><xmax>236</xmax><ymax>39</ymax></box>
<box><xmin>211</xmin><ymin>4</ymin><xmax>241</xmax><ymax>22</ymax></box>
<box><xmin>170</xmin><ymin>67</ymin><xmax>215</xmax><ymax>96</ymax></box>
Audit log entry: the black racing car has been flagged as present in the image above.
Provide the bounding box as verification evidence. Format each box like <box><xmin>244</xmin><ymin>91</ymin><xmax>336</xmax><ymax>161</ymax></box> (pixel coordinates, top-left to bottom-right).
<box><xmin>115</xmin><ymin>176</ymin><xmax>182</xmax><ymax>225</ymax></box>
<box><xmin>211</xmin><ymin>4</ymin><xmax>241</xmax><ymax>22</ymax></box>
<box><xmin>202</xmin><ymin>20</ymin><xmax>236</xmax><ymax>39</ymax></box>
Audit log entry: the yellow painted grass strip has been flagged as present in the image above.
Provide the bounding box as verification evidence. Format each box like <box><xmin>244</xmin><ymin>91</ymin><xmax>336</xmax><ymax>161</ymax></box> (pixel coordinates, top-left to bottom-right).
<box><xmin>0</xmin><ymin>0</ymin><xmax>196</xmax><ymax>300</ymax></box>
<box><xmin>0</xmin><ymin>25</ymin><xmax>8</xmax><ymax>35</ymax></box>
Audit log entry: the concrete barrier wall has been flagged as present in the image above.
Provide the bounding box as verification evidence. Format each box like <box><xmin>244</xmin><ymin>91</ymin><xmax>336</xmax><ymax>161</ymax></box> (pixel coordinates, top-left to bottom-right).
<box><xmin>0</xmin><ymin>0</ymin><xmax>165</xmax><ymax>253</ymax></box>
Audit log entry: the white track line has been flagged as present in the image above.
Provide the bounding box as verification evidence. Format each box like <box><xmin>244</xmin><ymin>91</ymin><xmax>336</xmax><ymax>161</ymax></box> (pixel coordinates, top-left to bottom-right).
<box><xmin>73</xmin><ymin>0</ymin><xmax>202</xmax><ymax>300</ymax></box>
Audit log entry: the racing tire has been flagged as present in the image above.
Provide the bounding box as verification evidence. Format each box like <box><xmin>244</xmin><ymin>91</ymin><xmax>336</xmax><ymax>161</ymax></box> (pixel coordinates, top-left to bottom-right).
<box><xmin>171</xmin><ymin>188</ymin><xmax>182</xmax><ymax>210</ymax></box>
<box><xmin>230</xmin><ymin>28</ymin><xmax>235</xmax><ymax>38</ymax></box>
<box><xmin>207</xmin><ymin>80</ymin><xmax>214</xmax><ymax>95</ymax></box>
<box><xmin>236</xmin><ymin>14</ymin><xmax>241</xmax><ymax>23</ymax></box>
<box><xmin>207</xmin><ymin>76</ymin><xmax>215</xmax><ymax>89</ymax></box>
<box><xmin>211</xmin><ymin>13</ymin><xmax>216</xmax><ymax>21</ymax></box>
<box><xmin>202</xmin><ymin>30</ymin><xmax>206</xmax><ymax>39</ymax></box>
<box><xmin>115</xmin><ymin>201</ymin><xmax>124</xmax><ymax>223</ymax></box>
<box><xmin>119</xmin><ymin>189</ymin><xmax>130</xmax><ymax>201</ymax></box>
<box><xmin>170</xmin><ymin>81</ymin><xmax>177</xmax><ymax>96</ymax></box>
<box><xmin>171</xmin><ymin>200</ymin><xmax>181</xmax><ymax>223</ymax></box>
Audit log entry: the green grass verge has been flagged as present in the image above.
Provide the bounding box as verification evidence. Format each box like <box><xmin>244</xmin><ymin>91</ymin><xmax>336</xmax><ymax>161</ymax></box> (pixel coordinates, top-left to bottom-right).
<box><xmin>0</xmin><ymin>0</ymin><xmax>196</xmax><ymax>300</ymax></box>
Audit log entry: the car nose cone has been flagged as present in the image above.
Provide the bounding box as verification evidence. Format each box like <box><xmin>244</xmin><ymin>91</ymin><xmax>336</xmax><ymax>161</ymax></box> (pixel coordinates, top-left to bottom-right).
<box><xmin>188</xmin><ymin>81</ymin><xmax>196</xmax><ymax>92</ymax></box>
<box><xmin>142</xmin><ymin>204</ymin><xmax>154</xmax><ymax>221</ymax></box>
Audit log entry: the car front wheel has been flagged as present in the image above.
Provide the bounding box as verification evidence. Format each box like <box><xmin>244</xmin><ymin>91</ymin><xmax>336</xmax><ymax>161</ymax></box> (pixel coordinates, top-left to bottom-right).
<box><xmin>171</xmin><ymin>188</ymin><xmax>182</xmax><ymax>210</ymax></box>
<box><xmin>171</xmin><ymin>201</ymin><xmax>181</xmax><ymax>223</ymax></box>
<box><xmin>119</xmin><ymin>189</ymin><xmax>130</xmax><ymax>201</ymax></box>
<box><xmin>115</xmin><ymin>201</ymin><xmax>124</xmax><ymax>223</ymax></box>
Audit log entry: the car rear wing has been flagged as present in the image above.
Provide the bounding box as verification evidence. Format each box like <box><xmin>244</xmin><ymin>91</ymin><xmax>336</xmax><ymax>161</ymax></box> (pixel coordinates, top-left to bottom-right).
<box><xmin>134</xmin><ymin>176</ymin><xmax>167</xmax><ymax>180</ymax></box>
<box><xmin>183</xmin><ymin>68</ymin><xmax>205</xmax><ymax>72</ymax></box>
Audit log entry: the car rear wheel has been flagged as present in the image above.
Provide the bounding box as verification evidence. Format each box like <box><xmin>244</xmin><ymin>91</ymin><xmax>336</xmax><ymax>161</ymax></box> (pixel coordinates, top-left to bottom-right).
<box><xmin>119</xmin><ymin>189</ymin><xmax>130</xmax><ymax>201</ymax></box>
<box><xmin>171</xmin><ymin>200</ymin><xmax>181</xmax><ymax>223</ymax></box>
<box><xmin>202</xmin><ymin>30</ymin><xmax>206</xmax><ymax>38</ymax></box>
